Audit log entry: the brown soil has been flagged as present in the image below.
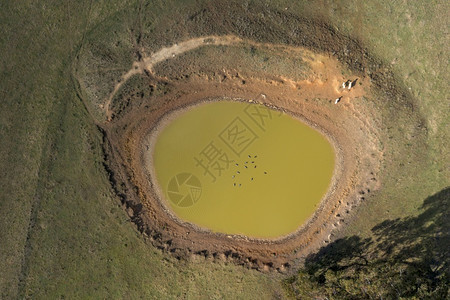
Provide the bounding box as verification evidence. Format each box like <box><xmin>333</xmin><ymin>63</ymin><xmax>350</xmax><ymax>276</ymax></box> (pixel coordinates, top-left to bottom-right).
<box><xmin>100</xmin><ymin>36</ymin><xmax>386</xmax><ymax>272</ymax></box>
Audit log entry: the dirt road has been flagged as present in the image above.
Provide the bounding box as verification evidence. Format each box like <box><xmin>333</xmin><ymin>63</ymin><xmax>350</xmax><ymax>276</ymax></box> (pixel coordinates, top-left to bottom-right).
<box><xmin>104</xmin><ymin>35</ymin><xmax>242</xmax><ymax>120</ymax></box>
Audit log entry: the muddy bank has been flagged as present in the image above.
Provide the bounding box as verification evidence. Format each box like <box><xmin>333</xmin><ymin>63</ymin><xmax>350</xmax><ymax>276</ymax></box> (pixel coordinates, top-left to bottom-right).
<box><xmin>92</xmin><ymin>11</ymin><xmax>420</xmax><ymax>271</ymax></box>
<box><xmin>102</xmin><ymin>67</ymin><xmax>382</xmax><ymax>271</ymax></box>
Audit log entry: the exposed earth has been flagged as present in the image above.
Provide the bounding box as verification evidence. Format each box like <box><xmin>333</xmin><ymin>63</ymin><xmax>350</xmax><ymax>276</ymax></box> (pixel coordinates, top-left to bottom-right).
<box><xmin>94</xmin><ymin>33</ymin><xmax>387</xmax><ymax>271</ymax></box>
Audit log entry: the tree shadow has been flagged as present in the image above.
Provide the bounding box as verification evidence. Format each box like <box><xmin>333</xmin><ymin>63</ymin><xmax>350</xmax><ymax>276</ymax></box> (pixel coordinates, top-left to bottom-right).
<box><xmin>295</xmin><ymin>187</ymin><xmax>449</xmax><ymax>299</ymax></box>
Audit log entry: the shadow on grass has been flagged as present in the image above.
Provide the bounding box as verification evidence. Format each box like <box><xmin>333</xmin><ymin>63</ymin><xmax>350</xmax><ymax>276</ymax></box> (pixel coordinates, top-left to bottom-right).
<box><xmin>287</xmin><ymin>187</ymin><xmax>449</xmax><ymax>299</ymax></box>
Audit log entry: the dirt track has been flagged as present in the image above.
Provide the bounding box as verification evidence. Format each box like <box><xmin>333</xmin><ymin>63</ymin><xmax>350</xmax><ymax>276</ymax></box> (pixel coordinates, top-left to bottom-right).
<box><xmin>100</xmin><ymin>36</ymin><xmax>385</xmax><ymax>271</ymax></box>
<box><xmin>104</xmin><ymin>35</ymin><xmax>242</xmax><ymax>120</ymax></box>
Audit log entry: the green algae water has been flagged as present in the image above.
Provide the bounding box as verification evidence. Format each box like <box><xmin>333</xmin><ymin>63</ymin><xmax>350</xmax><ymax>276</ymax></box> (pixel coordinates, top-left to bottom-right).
<box><xmin>152</xmin><ymin>101</ymin><xmax>334</xmax><ymax>238</ymax></box>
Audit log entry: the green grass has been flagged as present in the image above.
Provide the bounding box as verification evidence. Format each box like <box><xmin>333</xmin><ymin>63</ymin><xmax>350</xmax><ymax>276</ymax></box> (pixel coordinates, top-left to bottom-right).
<box><xmin>306</xmin><ymin>0</ymin><xmax>449</xmax><ymax>234</ymax></box>
<box><xmin>0</xmin><ymin>1</ymin><xmax>283</xmax><ymax>298</ymax></box>
<box><xmin>0</xmin><ymin>0</ymin><xmax>448</xmax><ymax>299</ymax></box>
<box><xmin>153</xmin><ymin>43</ymin><xmax>311</xmax><ymax>82</ymax></box>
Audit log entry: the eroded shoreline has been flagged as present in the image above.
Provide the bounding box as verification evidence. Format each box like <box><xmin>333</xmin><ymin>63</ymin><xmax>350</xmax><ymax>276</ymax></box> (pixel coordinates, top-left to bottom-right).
<box><xmin>102</xmin><ymin>68</ymin><xmax>382</xmax><ymax>271</ymax></box>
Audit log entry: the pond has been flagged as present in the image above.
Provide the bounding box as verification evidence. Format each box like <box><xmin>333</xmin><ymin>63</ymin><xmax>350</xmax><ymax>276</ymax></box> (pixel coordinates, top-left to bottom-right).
<box><xmin>152</xmin><ymin>100</ymin><xmax>334</xmax><ymax>238</ymax></box>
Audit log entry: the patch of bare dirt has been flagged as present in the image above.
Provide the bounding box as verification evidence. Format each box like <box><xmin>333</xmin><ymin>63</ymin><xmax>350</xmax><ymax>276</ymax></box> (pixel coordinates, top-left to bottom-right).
<box><xmin>100</xmin><ymin>36</ymin><xmax>385</xmax><ymax>272</ymax></box>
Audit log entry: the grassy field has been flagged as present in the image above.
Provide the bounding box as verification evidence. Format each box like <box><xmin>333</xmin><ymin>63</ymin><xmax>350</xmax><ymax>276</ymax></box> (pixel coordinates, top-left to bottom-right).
<box><xmin>0</xmin><ymin>1</ymin><xmax>283</xmax><ymax>298</ymax></box>
<box><xmin>0</xmin><ymin>0</ymin><xmax>448</xmax><ymax>299</ymax></box>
